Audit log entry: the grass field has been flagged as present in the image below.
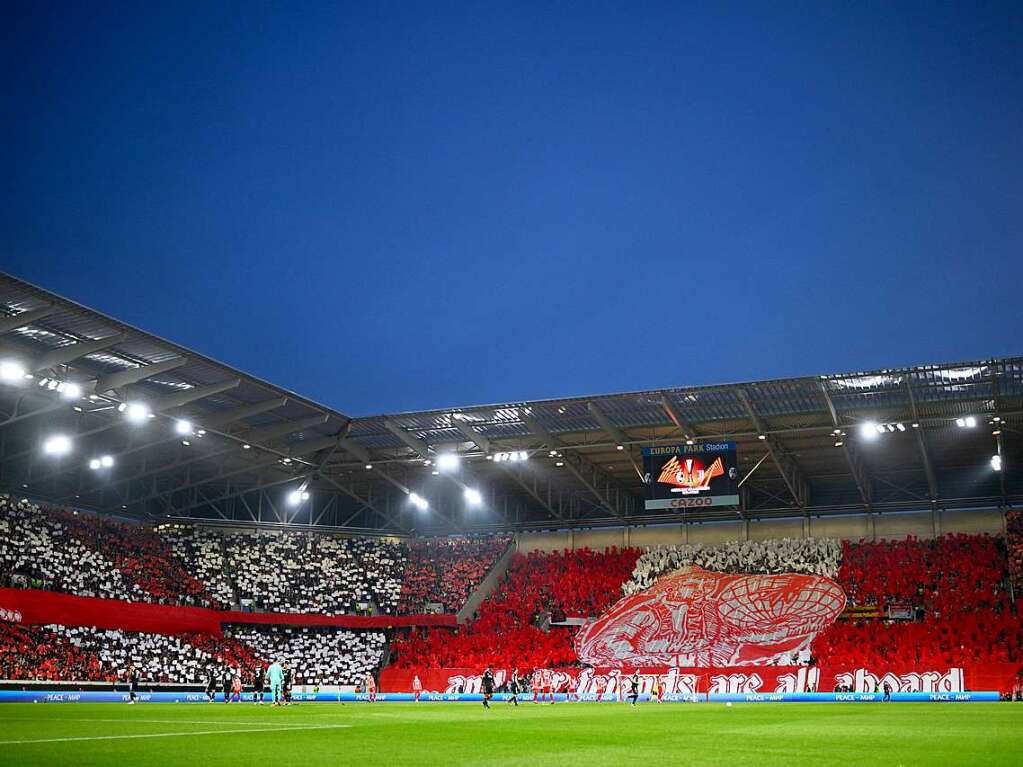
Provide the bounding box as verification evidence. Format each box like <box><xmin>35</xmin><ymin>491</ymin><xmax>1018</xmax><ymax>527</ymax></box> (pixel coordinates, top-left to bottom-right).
<box><xmin>0</xmin><ymin>702</ymin><xmax>1020</xmax><ymax>766</ymax></box>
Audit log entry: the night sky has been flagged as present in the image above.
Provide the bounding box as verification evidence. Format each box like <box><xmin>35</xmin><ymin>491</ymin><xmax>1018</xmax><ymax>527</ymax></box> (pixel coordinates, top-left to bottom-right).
<box><xmin>3</xmin><ymin>2</ymin><xmax>1021</xmax><ymax>415</ymax></box>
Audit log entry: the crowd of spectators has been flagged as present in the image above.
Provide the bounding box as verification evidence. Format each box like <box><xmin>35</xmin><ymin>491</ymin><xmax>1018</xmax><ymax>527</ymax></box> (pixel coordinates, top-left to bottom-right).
<box><xmin>392</xmin><ymin>547</ymin><xmax>641</xmax><ymax>670</ymax></box>
<box><xmin>622</xmin><ymin>537</ymin><xmax>842</xmax><ymax>596</ymax></box>
<box><xmin>1007</xmin><ymin>511</ymin><xmax>1023</xmax><ymax>591</ymax></box>
<box><xmin>812</xmin><ymin>534</ymin><xmax>1022</xmax><ymax>669</ymax></box>
<box><xmin>0</xmin><ymin>619</ymin><xmax>388</xmax><ymax>685</ymax></box>
<box><xmin>221</xmin><ymin>531</ymin><xmax>404</xmax><ymax>615</ymax></box>
<box><xmin>397</xmin><ymin>536</ymin><xmax>510</xmax><ymax>614</ymax></box>
<box><xmin>1</xmin><ymin>495</ymin><xmax>150</xmax><ymax>602</ymax></box>
<box><xmin>226</xmin><ymin>625</ymin><xmax>386</xmax><ymax>685</ymax></box>
<box><xmin>157</xmin><ymin>524</ymin><xmax>236</xmax><ymax>607</ymax></box>
<box><xmin>0</xmin><ymin>621</ymin><xmax>106</xmax><ymax>681</ymax></box>
<box><xmin>1</xmin><ymin>497</ymin><xmax>520</xmax><ymax>618</ymax></box>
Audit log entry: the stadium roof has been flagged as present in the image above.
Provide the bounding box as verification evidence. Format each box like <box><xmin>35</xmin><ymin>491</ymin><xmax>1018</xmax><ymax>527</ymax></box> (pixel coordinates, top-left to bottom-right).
<box><xmin>0</xmin><ymin>270</ymin><xmax>1019</xmax><ymax>535</ymax></box>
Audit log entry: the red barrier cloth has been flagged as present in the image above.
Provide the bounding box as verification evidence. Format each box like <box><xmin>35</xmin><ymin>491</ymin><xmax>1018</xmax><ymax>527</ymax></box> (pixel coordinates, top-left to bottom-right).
<box><xmin>0</xmin><ymin>588</ymin><xmax>456</xmax><ymax>634</ymax></box>
<box><xmin>0</xmin><ymin>588</ymin><xmax>220</xmax><ymax>635</ymax></box>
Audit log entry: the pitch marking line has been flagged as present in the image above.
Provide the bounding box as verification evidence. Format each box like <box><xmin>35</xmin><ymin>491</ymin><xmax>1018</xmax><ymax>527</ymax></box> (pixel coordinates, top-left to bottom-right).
<box><xmin>0</xmin><ymin>723</ymin><xmax>352</xmax><ymax>745</ymax></box>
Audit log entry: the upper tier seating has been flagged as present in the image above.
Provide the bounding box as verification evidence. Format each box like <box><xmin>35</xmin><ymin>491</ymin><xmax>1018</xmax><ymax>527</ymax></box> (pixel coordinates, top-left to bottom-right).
<box><xmin>220</xmin><ymin>531</ymin><xmax>404</xmax><ymax>615</ymax></box>
<box><xmin>0</xmin><ymin>495</ymin><xmax>182</xmax><ymax>604</ymax></box>
<box><xmin>397</xmin><ymin>536</ymin><xmax>510</xmax><ymax>614</ymax></box>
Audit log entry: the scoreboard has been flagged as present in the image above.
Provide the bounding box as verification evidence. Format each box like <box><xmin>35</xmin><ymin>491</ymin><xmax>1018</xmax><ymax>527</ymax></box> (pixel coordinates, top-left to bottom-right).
<box><xmin>642</xmin><ymin>442</ymin><xmax>739</xmax><ymax>510</ymax></box>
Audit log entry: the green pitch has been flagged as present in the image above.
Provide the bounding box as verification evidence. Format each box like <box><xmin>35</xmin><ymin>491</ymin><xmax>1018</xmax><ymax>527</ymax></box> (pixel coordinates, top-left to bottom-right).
<box><xmin>0</xmin><ymin>702</ymin><xmax>1020</xmax><ymax>766</ymax></box>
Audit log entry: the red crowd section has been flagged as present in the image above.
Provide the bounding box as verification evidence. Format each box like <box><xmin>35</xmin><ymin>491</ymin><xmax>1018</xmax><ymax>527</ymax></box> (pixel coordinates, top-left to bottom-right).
<box><xmin>0</xmin><ymin>622</ymin><xmax>107</xmax><ymax>681</ymax></box>
<box><xmin>397</xmin><ymin>537</ymin><xmax>510</xmax><ymax>614</ymax></box>
<box><xmin>392</xmin><ymin>547</ymin><xmax>641</xmax><ymax>670</ymax></box>
<box><xmin>813</xmin><ymin>534</ymin><xmax>1023</xmax><ymax>669</ymax></box>
<box><xmin>1007</xmin><ymin>511</ymin><xmax>1023</xmax><ymax>590</ymax></box>
<box><xmin>60</xmin><ymin>511</ymin><xmax>218</xmax><ymax>607</ymax></box>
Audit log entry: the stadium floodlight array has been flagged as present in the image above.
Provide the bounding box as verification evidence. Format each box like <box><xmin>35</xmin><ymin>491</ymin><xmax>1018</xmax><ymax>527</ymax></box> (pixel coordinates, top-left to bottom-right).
<box><xmin>956</xmin><ymin>416</ymin><xmax>977</xmax><ymax>428</ymax></box>
<box><xmin>88</xmin><ymin>455</ymin><xmax>115</xmax><ymax>470</ymax></box>
<box><xmin>492</xmin><ymin>451</ymin><xmax>528</xmax><ymax>462</ymax></box>
<box><xmin>409</xmin><ymin>492</ymin><xmax>429</xmax><ymax>511</ymax></box>
<box><xmin>858</xmin><ymin>421</ymin><xmax>906</xmax><ymax>440</ymax></box>
<box><xmin>463</xmin><ymin>487</ymin><xmax>482</xmax><ymax>507</ymax></box>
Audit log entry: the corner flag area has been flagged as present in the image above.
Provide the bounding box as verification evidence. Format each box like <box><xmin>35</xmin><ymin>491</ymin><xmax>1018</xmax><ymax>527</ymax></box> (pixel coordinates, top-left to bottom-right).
<box><xmin>1</xmin><ymin>702</ymin><xmax>1021</xmax><ymax>766</ymax></box>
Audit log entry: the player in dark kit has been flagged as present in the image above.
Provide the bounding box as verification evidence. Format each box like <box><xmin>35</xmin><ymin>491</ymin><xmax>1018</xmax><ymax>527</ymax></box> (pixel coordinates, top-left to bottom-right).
<box><xmin>508</xmin><ymin>668</ymin><xmax>520</xmax><ymax>707</ymax></box>
<box><xmin>481</xmin><ymin>667</ymin><xmax>495</xmax><ymax>709</ymax></box>
<box><xmin>222</xmin><ymin>669</ymin><xmax>233</xmax><ymax>704</ymax></box>
<box><xmin>127</xmin><ymin>664</ymin><xmax>140</xmax><ymax>704</ymax></box>
<box><xmin>252</xmin><ymin>665</ymin><xmax>265</xmax><ymax>704</ymax></box>
<box><xmin>205</xmin><ymin>668</ymin><xmax>217</xmax><ymax>702</ymax></box>
<box><xmin>283</xmin><ymin>664</ymin><xmax>293</xmax><ymax>705</ymax></box>
<box><xmin>627</xmin><ymin>671</ymin><xmax>640</xmax><ymax>706</ymax></box>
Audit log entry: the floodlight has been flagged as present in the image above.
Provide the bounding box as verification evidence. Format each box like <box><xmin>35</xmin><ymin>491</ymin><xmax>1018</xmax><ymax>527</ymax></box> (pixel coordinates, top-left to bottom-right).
<box><xmin>0</xmin><ymin>360</ymin><xmax>26</xmax><ymax>383</ymax></box>
<box><xmin>464</xmin><ymin>488</ymin><xmax>483</xmax><ymax>507</ymax></box>
<box><xmin>859</xmin><ymin>422</ymin><xmax>879</xmax><ymax>440</ymax></box>
<box><xmin>100</xmin><ymin>455</ymin><xmax>114</xmax><ymax>468</ymax></box>
<box><xmin>436</xmin><ymin>453</ymin><xmax>460</xmax><ymax>472</ymax></box>
<box><xmin>409</xmin><ymin>492</ymin><xmax>429</xmax><ymax>511</ymax></box>
<box><xmin>124</xmin><ymin>402</ymin><xmax>150</xmax><ymax>424</ymax></box>
<box><xmin>43</xmin><ymin>434</ymin><xmax>72</xmax><ymax>457</ymax></box>
<box><xmin>59</xmin><ymin>382</ymin><xmax>83</xmax><ymax>400</ymax></box>
<box><xmin>991</xmin><ymin>455</ymin><xmax>1002</xmax><ymax>472</ymax></box>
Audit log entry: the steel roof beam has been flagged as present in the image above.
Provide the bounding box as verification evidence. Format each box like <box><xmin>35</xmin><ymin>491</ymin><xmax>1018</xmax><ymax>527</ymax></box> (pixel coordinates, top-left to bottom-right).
<box><xmin>587</xmin><ymin>401</ymin><xmax>644</xmax><ymax>481</ymax></box>
<box><xmin>453</xmin><ymin>419</ymin><xmax>492</xmax><ymax>455</ymax></box>
<box><xmin>92</xmin><ymin>358</ymin><xmax>188</xmax><ymax>394</ymax></box>
<box><xmin>905</xmin><ymin>380</ymin><xmax>939</xmax><ymax>503</ymax></box>
<box><xmin>0</xmin><ymin>305</ymin><xmax>57</xmax><ymax>335</ymax></box>
<box><xmin>735</xmin><ymin>388</ymin><xmax>810</xmax><ymax>509</ymax></box>
<box><xmin>818</xmin><ymin>381</ymin><xmax>872</xmax><ymax>512</ymax></box>
<box><xmin>384</xmin><ymin>419</ymin><xmax>431</xmax><ymax>459</ymax></box>
<box><xmin>521</xmin><ymin>413</ymin><xmax>632</xmax><ymax>519</ymax></box>
<box><xmin>29</xmin><ymin>333</ymin><xmax>127</xmax><ymax>372</ymax></box>
<box><xmin>659</xmin><ymin>395</ymin><xmax>698</xmax><ymax>441</ymax></box>
<box><xmin>139</xmin><ymin>378</ymin><xmax>242</xmax><ymax>412</ymax></box>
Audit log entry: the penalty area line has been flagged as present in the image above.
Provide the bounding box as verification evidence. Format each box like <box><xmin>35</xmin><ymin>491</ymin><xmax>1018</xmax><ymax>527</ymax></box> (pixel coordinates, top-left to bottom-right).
<box><xmin>0</xmin><ymin>723</ymin><xmax>352</xmax><ymax>745</ymax></box>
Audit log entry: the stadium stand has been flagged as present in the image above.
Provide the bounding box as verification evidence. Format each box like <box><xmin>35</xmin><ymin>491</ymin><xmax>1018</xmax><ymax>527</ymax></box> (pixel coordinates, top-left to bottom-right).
<box><xmin>812</xmin><ymin>534</ymin><xmax>1023</xmax><ymax>670</ymax></box>
<box><xmin>392</xmin><ymin>547</ymin><xmax>641</xmax><ymax>670</ymax></box>
<box><xmin>225</xmin><ymin>625</ymin><xmax>386</xmax><ymax>685</ymax></box>
<box><xmin>1</xmin><ymin>495</ymin><xmax>150</xmax><ymax>603</ymax></box>
<box><xmin>157</xmin><ymin>524</ymin><xmax>237</xmax><ymax>608</ymax></box>
<box><xmin>0</xmin><ymin>621</ymin><xmax>107</xmax><ymax>681</ymax></box>
<box><xmin>397</xmin><ymin>536</ymin><xmax>511</xmax><ymax>614</ymax></box>
<box><xmin>220</xmin><ymin>531</ymin><xmax>404</xmax><ymax>615</ymax></box>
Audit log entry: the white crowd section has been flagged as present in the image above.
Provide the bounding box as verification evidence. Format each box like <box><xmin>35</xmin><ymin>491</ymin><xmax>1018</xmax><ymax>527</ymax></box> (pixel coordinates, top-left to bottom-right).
<box><xmin>0</xmin><ymin>495</ymin><xmax>147</xmax><ymax>602</ymax></box>
<box><xmin>623</xmin><ymin>537</ymin><xmax>843</xmax><ymax>596</ymax></box>
<box><xmin>227</xmin><ymin>625</ymin><xmax>386</xmax><ymax>685</ymax></box>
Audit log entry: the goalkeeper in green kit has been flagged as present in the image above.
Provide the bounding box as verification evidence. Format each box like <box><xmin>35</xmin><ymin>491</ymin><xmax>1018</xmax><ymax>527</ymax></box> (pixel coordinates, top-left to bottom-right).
<box><xmin>267</xmin><ymin>660</ymin><xmax>285</xmax><ymax>706</ymax></box>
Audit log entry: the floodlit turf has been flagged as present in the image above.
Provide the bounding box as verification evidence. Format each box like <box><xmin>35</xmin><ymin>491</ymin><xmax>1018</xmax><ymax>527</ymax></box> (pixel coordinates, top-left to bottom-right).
<box><xmin>0</xmin><ymin>702</ymin><xmax>1020</xmax><ymax>766</ymax></box>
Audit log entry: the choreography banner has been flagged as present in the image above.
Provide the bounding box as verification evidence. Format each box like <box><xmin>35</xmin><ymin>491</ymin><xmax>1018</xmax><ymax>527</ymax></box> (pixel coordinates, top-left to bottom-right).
<box><xmin>0</xmin><ymin>588</ymin><xmax>455</xmax><ymax>635</ymax></box>
<box><xmin>575</xmin><ymin>566</ymin><xmax>846</xmax><ymax>666</ymax></box>
<box><xmin>381</xmin><ymin>664</ymin><xmax>1020</xmax><ymax>695</ymax></box>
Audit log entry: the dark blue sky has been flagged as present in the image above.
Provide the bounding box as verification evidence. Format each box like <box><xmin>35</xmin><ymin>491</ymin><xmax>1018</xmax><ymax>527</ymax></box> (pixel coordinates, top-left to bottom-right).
<box><xmin>3</xmin><ymin>2</ymin><xmax>1021</xmax><ymax>415</ymax></box>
